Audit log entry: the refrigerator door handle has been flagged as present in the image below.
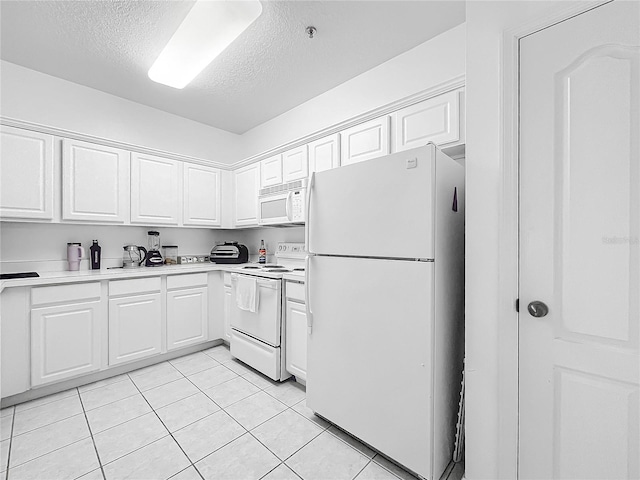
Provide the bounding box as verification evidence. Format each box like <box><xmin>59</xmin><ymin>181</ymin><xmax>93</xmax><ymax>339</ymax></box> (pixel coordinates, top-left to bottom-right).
<box><xmin>305</xmin><ymin>254</ymin><xmax>313</xmax><ymax>333</ymax></box>
<box><xmin>305</xmin><ymin>172</ymin><xmax>315</xmax><ymax>253</ymax></box>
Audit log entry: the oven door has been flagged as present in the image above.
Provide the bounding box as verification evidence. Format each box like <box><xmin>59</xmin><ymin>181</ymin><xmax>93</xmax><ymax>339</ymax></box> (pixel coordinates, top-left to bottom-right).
<box><xmin>229</xmin><ymin>273</ymin><xmax>282</xmax><ymax>346</ymax></box>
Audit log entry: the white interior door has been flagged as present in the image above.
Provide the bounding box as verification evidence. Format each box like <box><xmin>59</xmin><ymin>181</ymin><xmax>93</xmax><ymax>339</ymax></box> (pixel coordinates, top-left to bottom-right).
<box><xmin>519</xmin><ymin>2</ymin><xmax>640</xmax><ymax>478</ymax></box>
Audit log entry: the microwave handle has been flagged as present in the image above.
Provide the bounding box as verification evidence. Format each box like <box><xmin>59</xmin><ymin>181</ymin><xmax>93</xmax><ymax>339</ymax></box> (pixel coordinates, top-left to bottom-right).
<box><xmin>305</xmin><ymin>173</ymin><xmax>315</xmax><ymax>252</ymax></box>
<box><xmin>285</xmin><ymin>191</ymin><xmax>293</xmax><ymax>221</ymax></box>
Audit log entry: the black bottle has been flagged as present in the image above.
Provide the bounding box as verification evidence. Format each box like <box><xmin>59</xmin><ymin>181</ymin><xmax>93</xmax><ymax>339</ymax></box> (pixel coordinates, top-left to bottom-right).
<box><xmin>90</xmin><ymin>240</ymin><xmax>101</xmax><ymax>270</ymax></box>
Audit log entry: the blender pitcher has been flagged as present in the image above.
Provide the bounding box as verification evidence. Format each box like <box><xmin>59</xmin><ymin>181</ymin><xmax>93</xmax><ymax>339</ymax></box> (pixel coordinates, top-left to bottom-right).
<box><xmin>145</xmin><ymin>231</ymin><xmax>164</xmax><ymax>266</ymax></box>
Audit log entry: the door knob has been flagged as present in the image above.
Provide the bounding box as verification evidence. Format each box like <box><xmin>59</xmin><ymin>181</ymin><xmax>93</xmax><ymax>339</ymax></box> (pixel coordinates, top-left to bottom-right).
<box><xmin>527</xmin><ymin>301</ymin><xmax>549</xmax><ymax>318</ymax></box>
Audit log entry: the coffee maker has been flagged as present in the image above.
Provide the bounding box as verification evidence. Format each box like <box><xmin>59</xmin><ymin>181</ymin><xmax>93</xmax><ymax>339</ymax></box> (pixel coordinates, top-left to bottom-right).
<box><xmin>145</xmin><ymin>231</ymin><xmax>164</xmax><ymax>267</ymax></box>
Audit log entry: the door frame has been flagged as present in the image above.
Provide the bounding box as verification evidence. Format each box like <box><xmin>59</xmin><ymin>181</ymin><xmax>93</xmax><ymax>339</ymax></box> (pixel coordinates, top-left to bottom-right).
<box><xmin>498</xmin><ymin>1</ymin><xmax>611</xmax><ymax>477</ymax></box>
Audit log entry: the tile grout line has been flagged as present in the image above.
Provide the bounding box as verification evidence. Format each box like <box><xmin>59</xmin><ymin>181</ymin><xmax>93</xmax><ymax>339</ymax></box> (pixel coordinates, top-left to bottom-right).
<box><xmin>9</xmin><ymin>389</ymin><xmax>78</xmax><ymax>414</ymax></box>
<box><xmin>352</xmin><ymin>458</ymin><xmax>375</xmax><ymax>480</ymax></box>
<box><xmin>76</xmin><ymin>387</ymin><xmax>107</xmax><ymax>480</ymax></box>
<box><xmin>8</xmin><ymin>396</ymin><xmax>87</xmax><ymax>438</ymax></box>
<box><xmin>4</xmin><ymin>407</ymin><xmax>15</xmax><ymax>480</ymax></box>
<box><xmin>126</xmin><ymin>372</ymin><xmax>206</xmax><ymax>480</ymax></box>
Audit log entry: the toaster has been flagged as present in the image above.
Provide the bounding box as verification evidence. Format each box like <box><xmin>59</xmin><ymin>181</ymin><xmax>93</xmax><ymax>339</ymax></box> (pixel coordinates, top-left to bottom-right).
<box><xmin>210</xmin><ymin>242</ymin><xmax>249</xmax><ymax>264</ymax></box>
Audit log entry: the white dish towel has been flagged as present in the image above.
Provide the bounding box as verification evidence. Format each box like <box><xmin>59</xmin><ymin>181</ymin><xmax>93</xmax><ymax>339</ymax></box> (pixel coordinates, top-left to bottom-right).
<box><xmin>235</xmin><ymin>275</ymin><xmax>258</xmax><ymax>313</ymax></box>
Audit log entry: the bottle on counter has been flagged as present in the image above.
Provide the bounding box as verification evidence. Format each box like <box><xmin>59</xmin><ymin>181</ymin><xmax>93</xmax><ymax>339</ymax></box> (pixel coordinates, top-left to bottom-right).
<box><xmin>90</xmin><ymin>240</ymin><xmax>101</xmax><ymax>270</ymax></box>
<box><xmin>259</xmin><ymin>240</ymin><xmax>267</xmax><ymax>264</ymax></box>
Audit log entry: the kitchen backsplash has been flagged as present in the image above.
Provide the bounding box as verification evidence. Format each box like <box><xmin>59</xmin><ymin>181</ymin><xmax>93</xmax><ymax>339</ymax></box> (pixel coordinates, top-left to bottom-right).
<box><xmin>0</xmin><ymin>222</ymin><xmax>305</xmax><ymax>272</ymax></box>
<box><xmin>229</xmin><ymin>227</ymin><xmax>304</xmax><ymax>263</ymax></box>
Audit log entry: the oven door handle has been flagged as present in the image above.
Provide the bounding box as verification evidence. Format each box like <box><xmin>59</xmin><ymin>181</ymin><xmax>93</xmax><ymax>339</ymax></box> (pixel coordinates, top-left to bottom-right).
<box><xmin>305</xmin><ymin>254</ymin><xmax>313</xmax><ymax>334</ymax></box>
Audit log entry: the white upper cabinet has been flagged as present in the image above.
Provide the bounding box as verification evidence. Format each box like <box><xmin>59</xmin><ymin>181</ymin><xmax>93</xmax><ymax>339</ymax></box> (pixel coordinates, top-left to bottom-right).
<box><xmin>131</xmin><ymin>153</ymin><xmax>181</xmax><ymax>225</ymax></box>
<box><xmin>393</xmin><ymin>90</ymin><xmax>461</xmax><ymax>152</ymax></box>
<box><xmin>234</xmin><ymin>163</ymin><xmax>260</xmax><ymax>227</ymax></box>
<box><xmin>309</xmin><ymin>134</ymin><xmax>340</xmax><ymax>174</ymax></box>
<box><xmin>282</xmin><ymin>145</ymin><xmax>309</xmax><ymax>182</ymax></box>
<box><xmin>62</xmin><ymin>139</ymin><xmax>130</xmax><ymax>223</ymax></box>
<box><xmin>183</xmin><ymin>163</ymin><xmax>221</xmax><ymax>227</ymax></box>
<box><xmin>0</xmin><ymin>126</ymin><xmax>54</xmax><ymax>220</ymax></box>
<box><xmin>340</xmin><ymin>116</ymin><xmax>390</xmax><ymax>166</ymax></box>
<box><xmin>260</xmin><ymin>154</ymin><xmax>282</xmax><ymax>188</ymax></box>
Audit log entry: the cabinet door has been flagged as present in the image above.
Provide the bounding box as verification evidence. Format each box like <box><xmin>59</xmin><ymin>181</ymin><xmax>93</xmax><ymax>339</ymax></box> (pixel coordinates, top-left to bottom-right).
<box><xmin>131</xmin><ymin>153</ymin><xmax>180</xmax><ymax>225</ymax></box>
<box><xmin>183</xmin><ymin>163</ymin><xmax>221</xmax><ymax>226</ymax></box>
<box><xmin>31</xmin><ymin>300</ymin><xmax>101</xmax><ymax>386</ymax></box>
<box><xmin>340</xmin><ymin>116</ymin><xmax>390</xmax><ymax>166</ymax></box>
<box><xmin>0</xmin><ymin>126</ymin><xmax>54</xmax><ymax>220</ymax></box>
<box><xmin>285</xmin><ymin>299</ymin><xmax>307</xmax><ymax>382</ymax></box>
<box><xmin>224</xmin><ymin>286</ymin><xmax>232</xmax><ymax>343</ymax></box>
<box><xmin>260</xmin><ymin>155</ymin><xmax>282</xmax><ymax>188</ymax></box>
<box><xmin>167</xmin><ymin>287</ymin><xmax>208</xmax><ymax>351</ymax></box>
<box><xmin>62</xmin><ymin>139</ymin><xmax>130</xmax><ymax>223</ymax></box>
<box><xmin>309</xmin><ymin>134</ymin><xmax>340</xmax><ymax>174</ymax></box>
<box><xmin>282</xmin><ymin>146</ymin><xmax>309</xmax><ymax>183</ymax></box>
<box><xmin>393</xmin><ymin>91</ymin><xmax>461</xmax><ymax>152</ymax></box>
<box><xmin>234</xmin><ymin>163</ymin><xmax>259</xmax><ymax>227</ymax></box>
<box><xmin>109</xmin><ymin>293</ymin><xmax>162</xmax><ymax>365</ymax></box>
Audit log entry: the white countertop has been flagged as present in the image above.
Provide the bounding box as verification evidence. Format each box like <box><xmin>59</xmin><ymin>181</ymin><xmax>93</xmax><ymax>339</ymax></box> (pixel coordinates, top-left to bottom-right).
<box><xmin>0</xmin><ymin>263</ymin><xmax>233</xmax><ymax>293</ymax></box>
<box><xmin>0</xmin><ymin>262</ymin><xmax>309</xmax><ymax>293</ymax></box>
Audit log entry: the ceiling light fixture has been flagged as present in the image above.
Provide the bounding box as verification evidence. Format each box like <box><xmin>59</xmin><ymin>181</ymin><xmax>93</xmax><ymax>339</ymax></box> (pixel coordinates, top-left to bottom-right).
<box><xmin>148</xmin><ymin>0</ymin><xmax>263</xmax><ymax>89</ymax></box>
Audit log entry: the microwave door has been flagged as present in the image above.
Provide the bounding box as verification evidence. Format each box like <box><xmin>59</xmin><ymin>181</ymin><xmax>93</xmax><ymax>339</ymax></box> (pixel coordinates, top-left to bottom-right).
<box><xmin>260</xmin><ymin>193</ymin><xmax>288</xmax><ymax>225</ymax></box>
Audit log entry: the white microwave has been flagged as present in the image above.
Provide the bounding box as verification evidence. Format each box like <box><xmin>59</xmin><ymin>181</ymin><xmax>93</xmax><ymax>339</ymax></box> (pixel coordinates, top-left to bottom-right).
<box><xmin>258</xmin><ymin>180</ymin><xmax>307</xmax><ymax>226</ymax></box>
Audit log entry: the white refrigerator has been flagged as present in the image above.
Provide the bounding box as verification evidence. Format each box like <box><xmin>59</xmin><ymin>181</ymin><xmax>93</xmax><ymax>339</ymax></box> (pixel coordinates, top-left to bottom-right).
<box><xmin>305</xmin><ymin>144</ymin><xmax>464</xmax><ymax>480</ymax></box>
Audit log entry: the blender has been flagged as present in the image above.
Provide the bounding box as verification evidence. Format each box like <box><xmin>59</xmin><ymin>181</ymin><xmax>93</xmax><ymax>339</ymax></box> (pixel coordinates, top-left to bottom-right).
<box><xmin>145</xmin><ymin>231</ymin><xmax>164</xmax><ymax>267</ymax></box>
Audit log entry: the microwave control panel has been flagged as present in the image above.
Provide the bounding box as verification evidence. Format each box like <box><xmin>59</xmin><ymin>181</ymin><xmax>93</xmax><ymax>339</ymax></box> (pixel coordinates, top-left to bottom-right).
<box><xmin>291</xmin><ymin>191</ymin><xmax>304</xmax><ymax>220</ymax></box>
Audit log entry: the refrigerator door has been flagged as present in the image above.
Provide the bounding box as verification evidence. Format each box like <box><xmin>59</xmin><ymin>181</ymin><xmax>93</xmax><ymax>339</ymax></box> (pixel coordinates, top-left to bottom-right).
<box><xmin>308</xmin><ymin>145</ymin><xmax>435</xmax><ymax>259</ymax></box>
<box><xmin>306</xmin><ymin>255</ymin><xmax>435</xmax><ymax>479</ymax></box>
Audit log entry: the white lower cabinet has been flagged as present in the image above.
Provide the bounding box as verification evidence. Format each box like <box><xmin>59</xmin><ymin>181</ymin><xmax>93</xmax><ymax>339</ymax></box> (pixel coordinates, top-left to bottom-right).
<box><xmin>108</xmin><ymin>293</ymin><xmax>162</xmax><ymax>365</ymax></box>
<box><xmin>166</xmin><ymin>274</ymin><xmax>208</xmax><ymax>351</ymax></box>
<box><xmin>31</xmin><ymin>283</ymin><xmax>102</xmax><ymax>387</ymax></box>
<box><xmin>166</xmin><ymin>288</ymin><xmax>207</xmax><ymax>350</ymax></box>
<box><xmin>285</xmin><ymin>281</ymin><xmax>307</xmax><ymax>382</ymax></box>
<box><xmin>108</xmin><ymin>278</ymin><xmax>162</xmax><ymax>366</ymax></box>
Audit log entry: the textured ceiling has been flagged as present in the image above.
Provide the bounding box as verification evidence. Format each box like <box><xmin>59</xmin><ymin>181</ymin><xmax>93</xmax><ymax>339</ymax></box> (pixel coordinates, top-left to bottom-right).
<box><xmin>0</xmin><ymin>0</ymin><xmax>465</xmax><ymax>134</ymax></box>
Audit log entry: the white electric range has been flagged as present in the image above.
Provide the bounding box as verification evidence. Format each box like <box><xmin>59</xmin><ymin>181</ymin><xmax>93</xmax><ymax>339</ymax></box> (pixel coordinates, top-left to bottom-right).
<box><xmin>228</xmin><ymin>243</ymin><xmax>306</xmax><ymax>381</ymax></box>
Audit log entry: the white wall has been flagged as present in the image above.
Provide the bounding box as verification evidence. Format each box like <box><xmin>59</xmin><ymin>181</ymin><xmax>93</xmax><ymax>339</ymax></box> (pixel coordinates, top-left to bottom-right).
<box><xmin>464</xmin><ymin>2</ymin><xmax>591</xmax><ymax>479</ymax></box>
<box><xmin>0</xmin><ymin>61</ymin><xmax>242</xmax><ymax>164</ymax></box>
<box><xmin>0</xmin><ymin>222</ymin><xmax>234</xmax><ymax>272</ymax></box>
<box><xmin>240</xmin><ymin>23</ymin><xmax>466</xmax><ymax>159</ymax></box>
<box><xmin>0</xmin><ymin>223</ymin><xmax>304</xmax><ymax>272</ymax></box>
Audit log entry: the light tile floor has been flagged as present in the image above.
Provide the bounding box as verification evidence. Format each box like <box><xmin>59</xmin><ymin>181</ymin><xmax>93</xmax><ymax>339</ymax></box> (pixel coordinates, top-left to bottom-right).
<box><xmin>0</xmin><ymin>345</ymin><xmax>464</xmax><ymax>480</ymax></box>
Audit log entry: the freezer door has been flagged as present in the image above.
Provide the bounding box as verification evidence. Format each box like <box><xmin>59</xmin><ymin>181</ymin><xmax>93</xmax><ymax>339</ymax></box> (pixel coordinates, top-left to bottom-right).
<box><xmin>308</xmin><ymin>145</ymin><xmax>435</xmax><ymax>259</ymax></box>
<box><xmin>306</xmin><ymin>255</ymin><xmax>435</xmax><ymax>479</ymax></box>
